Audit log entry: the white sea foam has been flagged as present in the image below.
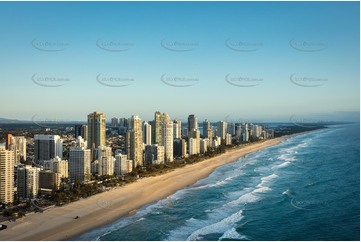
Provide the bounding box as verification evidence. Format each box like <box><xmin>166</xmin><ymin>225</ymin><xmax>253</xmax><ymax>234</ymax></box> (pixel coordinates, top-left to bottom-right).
<box><xmin>253</xmin><ymin>186</ymin><xmax>271</xmax><ymax>193</ymax></box>
<box><xmin>187</xmin><ymin>210</ymin><xmax>244</xmax><ymax>241</ymax></box>
<box><xmin>219</xmin><ymin>227</ymin><xmax>248</xmax><ymax>240</ymax></box>
<box><xmin>276</xmin><ymin>161</ymin><xmax>291</xmax><ymax>168</ymax></box>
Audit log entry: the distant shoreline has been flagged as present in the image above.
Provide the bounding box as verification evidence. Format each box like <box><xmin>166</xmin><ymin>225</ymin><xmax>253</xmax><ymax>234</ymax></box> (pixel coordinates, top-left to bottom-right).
<box><xmin>0</xmin><ymin>133</ymin><xmax>310</xmax><ymax>241</ymax></box>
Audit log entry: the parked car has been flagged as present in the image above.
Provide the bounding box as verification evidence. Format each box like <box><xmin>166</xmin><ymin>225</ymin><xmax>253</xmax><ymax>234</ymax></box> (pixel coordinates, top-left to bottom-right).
<box><xmin>0</xmin><ymin>224</ymin><xmax>7</xmax><ymax>230</ymax></box>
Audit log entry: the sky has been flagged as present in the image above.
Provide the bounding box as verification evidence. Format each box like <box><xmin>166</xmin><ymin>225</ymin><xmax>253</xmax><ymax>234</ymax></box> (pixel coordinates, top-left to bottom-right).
<box><xmin>0</xmin><ymin>1</ymin><xmax>359</xmax><ymax>123</ymax></box>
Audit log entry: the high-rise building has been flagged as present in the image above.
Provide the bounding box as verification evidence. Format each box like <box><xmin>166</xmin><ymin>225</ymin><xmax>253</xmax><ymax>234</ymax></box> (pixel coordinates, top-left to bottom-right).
<box><xmin>111</xmin><ymin>117</ymin><xmax>118</xmax><ymax>127</ymax></box>
<box><xmin>96</xmin><ymin>145</ymin><xmax>114</xmax><ymax>176</ymax></box>
<box><xmin>227</xmin><ymin>123</ymin><xmax>236</xmax><ymax>136</ymax></box>
<box><xmin>217</xmin><ymin>121</ymin><xmax>228</xmax><ymax>141</ymax></box>
<box><xmin>187</xmin><ymin>114</ymin><xmax>198</xmax><ymax>137</ymax></box>
<box><xmin>200</xmin><ymin>139</ymin><xmax>208</xmax><ymax>154</ymax></box>
<box><xmin>16</xmin><ymin>165</ymin><xmax>40</xmax><ymax>200</ymax></box>
<box><xmin>69</xmin><ymin>137</ymin><xmax>91</xmax><ymax>183</ymax></box>
<box><xmin>173</xmin><ymin>139</ymin><xmax>187</xmax><ymax>158</ymax></box>
<box><xmin>43</xmin><ymin>156</ymin><xmax>68</xmax><ymax>186</ymax></box>
<box><xmin>154</xmin><ymin>111</ymin><xmax>164</xmax><ymax>145</ymax></box>
<box><xmin>98</xmin><ymin>156</ymin><xmax>114</xmax><ymax>176</ymax></box>
<box><xmin>189</xmin><ymin>138</ymin><xmax>200</xmax><ymax>156</ymax></box>
<box><xmin>75</xmin><ymin>125</ymin><xmax>88</xmax><ymax>141</ymax></box>
<box><xmin>0</xmin><ymin>147</ymin><xmax>14</xmax><ymax>203</ymax></box>
<box><xmin>153</xmin><ymin>112</ymin><xmax>173</xmax><ymax>162</ymax></box>
<box><xmin>203</xmin><ymin>119</ymin><xmax>213</xmax><ymax>139</ymax></box>
<box><xmin>9</xmin><ymin>136</ymin><xmax>26</xmax><ymax>163</ymax></box>
<box><xmin>252</xmin><ymin>125</ymin><xmax>262</xmax><ymax>138</ymax></box>
<box><xmin>242</xmin><ymin>123</ymin><xmax>249</xmax><ymax>142</ymax></box>
<box><xmin>126</xmin><ymin>115</ymin><xmax>143</xmax><ymax>168</ymax></box>
<box><xmin>173</xmin><ymin>120</ymin><xmax>182</xmax><ymax>139</ymax></box>
<box><xmin>114</xmin><ymin>154</ymin><xmax>132</xmax><ymax>176</ymax></box>
<box><xmin>235</xmin><ymin>124</ymin><xmax>242</xmax><ymax>139</ymax></box>
<box><xmin>6</xmin><ymin>134</ymin><xmax>12</xmax><ymax>150</ymax></box>
<box><xmin>225</xmin><ymin>133</ymin><xmax>232</xmax><ymax>145</ymax></box>
<box><xmin>143</xmin><ymin>122</ymin><xmax>152</xmax><ymax>145</ymax></box>
<box><xmin>173</xmin><ymin>121</ymin><xmax>179</xmax><ymax>139</ymax></box>
<box><xmin>144</xmin><ymin>144</ymin><xmax>165</xmax><ymax>165</ymax></box>
<box><xmin>34</xmin><ymin>135</ymin><xmax>63</xmax><ymax>165</ymax></box>
<box><xmin>87</xmin><ymin>112</ymin><xmax>106</xmax><ymax>152</ymax></box>
<box><xmin>39</xmin><ymin>170</ymin><xmax>58</xmax><ymax>191</ymax></box>
<box><xmin>164</xmin><ymin>119</ymin><xmax>174</xmax><ymax>162</ymax></box>
<box><xmin>189</xmin><ymin>129</ymin><xmax>200</xmax><ymax>139</ymax></box>
<box><xmin>43</xmin><ymin>156</ymin><xmax>68</xmax><ymax>177</ymax></box>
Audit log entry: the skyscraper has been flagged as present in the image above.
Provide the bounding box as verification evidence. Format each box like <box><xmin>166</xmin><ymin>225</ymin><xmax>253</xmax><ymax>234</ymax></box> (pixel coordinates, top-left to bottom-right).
<box><xmin>0</xmin><ymin>147</ymin><xmax>14</xmax><ymax>203</ymax></box>
<box><xmin>143</xmin><ymin>122</ymin><xmax>152</xmax><ymax>145</ymax></box>
<box><xmin>75</xmin><ymin>124</ymin><xmax>88</xmax><ymax>141</ymax></box>
<box><xmin>154</xmin><ymin>111</ymin><xmax>164</xmax><ymax>145</ymax></box>
<box><xmin>173</xmin><ymin>120</ymin><xmax>182</xmax><ymax>139</ymax></box>
<box><xmin>16</xmin><ymin>165</ymin><xmax>40</xmax><ymax>200</ymax></box>
<box><xmin>114</xmin><ymin>154</ymin><xmax>132</xmax><ymax>176</ymax></box>
<box><xmin>164</xmin><ymin>118</ymin><xmax>174</xmax><ymax>162</ymax></box>
<box><xmin>96</xmin><ymin>145</ymin><xmax>114</xmax><ymax>176</ymax></box>
<box><xmin>188</xmin><ymin>114</ymin><xmax>198</xmax><ymax>136</ymax></box>
<box><xmin>217</xmin><ymin>121</ymin><xmax>228</xmax><ymax>140</ymax></box>
<box><xmin>203</xmin><ymin>119</ymin><xmax>213</xmax><ymax>139</ymax></box>
<box><xmin>144</xmin><ymin>144</ymin><xmax>165</xmax><ymax>165</ymax></box>
<box><xmin>69</xmin><ymin>137</ymin><xmax>91</xmax><ymax>183</ymax></box>
<box><xmin>126</xmin><ymin>115</ymin><xmax>143</xmax><ymax>168</ymax></box>
<box><xmin>111</xmin><ymin>117</ymin><xmax>118</xmax><ymax>127</ymax></box>
<box><xmin>34</xmin><ymin>134</ymin><xmax>63</xmax><ymax>165</ymax></box>
<box><xmin>9</xmin><ymin>136</ymin><xmax>26</xmax><ymax>163</ymax></box>
<box><xmin>153</xmin><ymin>112</ymin><xmax>174</xmax><ymax>162</ymax></box>
<box><xmin>87</xmin><ymin>112</ymin><xmax>106</xmax><ymax>152</ymax></box>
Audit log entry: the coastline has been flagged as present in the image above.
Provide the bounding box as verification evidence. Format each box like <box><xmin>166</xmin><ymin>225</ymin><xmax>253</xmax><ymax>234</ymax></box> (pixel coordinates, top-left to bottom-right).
<box><xmin>1</xmin><ymin>136</ymin><xmax>293</xmax><ymax>241</ymax></box>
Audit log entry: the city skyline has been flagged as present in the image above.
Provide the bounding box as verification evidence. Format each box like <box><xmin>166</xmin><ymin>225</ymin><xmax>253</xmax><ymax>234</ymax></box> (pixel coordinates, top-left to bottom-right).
<box><xmin>0</xmin><ymin>1</ymin><xmax>359</xmax><ymax>123</ymax></box>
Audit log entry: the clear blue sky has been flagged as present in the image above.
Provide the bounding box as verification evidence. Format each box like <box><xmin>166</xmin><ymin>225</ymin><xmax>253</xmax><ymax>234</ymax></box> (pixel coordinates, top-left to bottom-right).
<box><xmin>0</xmin><ymin>1</ymin><xmax>359</xmax><ymax>122</ymax></box>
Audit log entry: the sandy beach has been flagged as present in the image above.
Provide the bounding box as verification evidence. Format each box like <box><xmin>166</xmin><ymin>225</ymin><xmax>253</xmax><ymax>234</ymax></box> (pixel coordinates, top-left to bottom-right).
<box><xmin>0</xmin><ymin>137</ymin><xmax>286</xmax><ymax>241</ymax></box>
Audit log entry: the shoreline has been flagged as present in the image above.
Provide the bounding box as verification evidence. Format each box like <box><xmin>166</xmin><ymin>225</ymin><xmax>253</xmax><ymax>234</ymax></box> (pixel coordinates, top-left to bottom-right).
<box><xmin>0</xmin><ymin>135</ymin><xmax>297</xmax><ymax>241</ymax></box>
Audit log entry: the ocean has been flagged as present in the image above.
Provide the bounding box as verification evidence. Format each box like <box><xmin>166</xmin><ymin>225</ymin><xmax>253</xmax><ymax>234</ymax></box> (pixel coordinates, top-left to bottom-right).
<box><xmin>77</xmin><ymin>123</ymin><xmax>360</xmax><ymax>241</ymax></box>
